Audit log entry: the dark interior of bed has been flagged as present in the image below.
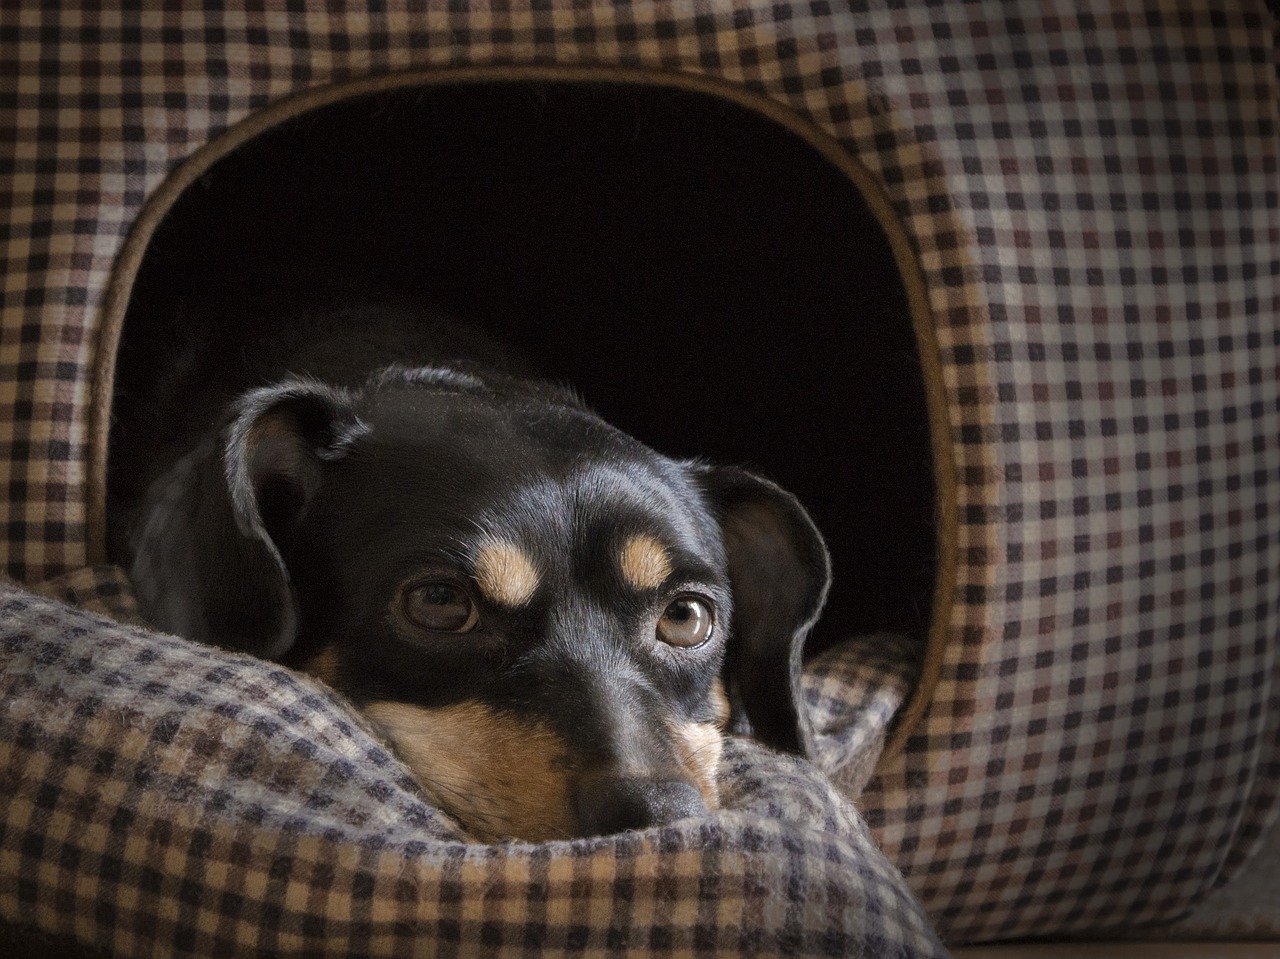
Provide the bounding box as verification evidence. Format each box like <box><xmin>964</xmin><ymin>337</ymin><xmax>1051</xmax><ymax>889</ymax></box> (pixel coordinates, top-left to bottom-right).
<box><xmin>106</xmin><ymin>82</ymin><xmax>935</xmax><ymax>659</ymax></box>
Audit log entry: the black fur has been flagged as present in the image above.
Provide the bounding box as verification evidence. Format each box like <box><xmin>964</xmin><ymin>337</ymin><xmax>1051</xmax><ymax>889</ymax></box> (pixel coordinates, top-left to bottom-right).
<box><xmin>109</xmin><ymin>301</ymin><xmax>831</xmax><ymax>836</ymax></box>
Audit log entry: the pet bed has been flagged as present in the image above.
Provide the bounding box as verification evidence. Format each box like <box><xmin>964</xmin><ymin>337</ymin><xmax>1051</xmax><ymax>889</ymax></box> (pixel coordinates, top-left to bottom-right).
<box><xmin>1</xmin><ymin>576</ymin><xmax>944</xmax><ymax>956</ymax></box>
<box><xmin>1</xmin><ymin>0</ymin><xmax>1277</xmax><ymax>951</ymax></box>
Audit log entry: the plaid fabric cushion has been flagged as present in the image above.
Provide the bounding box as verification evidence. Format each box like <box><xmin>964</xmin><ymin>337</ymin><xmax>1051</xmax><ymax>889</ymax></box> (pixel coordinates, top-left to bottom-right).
<box><xmin>0</xmin><ymin>581</ymin><xmax>948</xmax><ymax>958</ymax></box>
<box><xmin>30</xmin><ymin>564</ymin><xmax>145</xmax><ymax>625</ymax></box>
<box><xmin>806</xmin><ymin>634</ymin><xmax>924</xmax><ymax>801</ymax></box>
<box><xmin>2</xmin><ymin>0</ymin><xmax>1278</xmax><ymax>941</ymax></box>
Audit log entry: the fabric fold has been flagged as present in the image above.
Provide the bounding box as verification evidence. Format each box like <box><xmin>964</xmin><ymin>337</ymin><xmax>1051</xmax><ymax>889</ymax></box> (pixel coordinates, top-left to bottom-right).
<box><xmin>0</xmin><ymin>578</ymin><xmax>947</xmax><ymax>957</ymax></box>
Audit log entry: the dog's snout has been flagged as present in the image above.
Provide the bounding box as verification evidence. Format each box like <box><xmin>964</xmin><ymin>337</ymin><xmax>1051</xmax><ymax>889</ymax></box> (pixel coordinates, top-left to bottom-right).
<box><xmin>572</xmin><ymin>774</ymin><xmax>706</xmax><ymax>836</ymax></box>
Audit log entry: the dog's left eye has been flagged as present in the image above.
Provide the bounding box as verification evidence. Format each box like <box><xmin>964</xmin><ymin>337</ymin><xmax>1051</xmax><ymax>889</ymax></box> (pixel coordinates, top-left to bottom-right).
<box><xmin>656</xmin><ymin>596</ymin><xmax>714</xmax><ymax>648</ymax></box>
<box><xmin>403</xmin><ymin>581</ymin><xmax>479</xmax><ymax>633</ymax></box>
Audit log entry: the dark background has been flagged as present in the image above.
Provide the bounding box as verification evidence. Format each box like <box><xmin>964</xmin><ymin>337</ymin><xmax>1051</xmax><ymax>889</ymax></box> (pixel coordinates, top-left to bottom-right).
<box><xmin>110</xmin><ymin>82</ymin><xmax>936</xmax><ymax>656</ymax></box>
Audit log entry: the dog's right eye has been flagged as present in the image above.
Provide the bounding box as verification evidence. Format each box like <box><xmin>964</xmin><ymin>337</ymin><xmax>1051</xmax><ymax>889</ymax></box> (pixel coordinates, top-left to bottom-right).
<box><xmin>403</xmin><ymin>581</ymin><xmax>479</xmax><ymax>633</ymax></box>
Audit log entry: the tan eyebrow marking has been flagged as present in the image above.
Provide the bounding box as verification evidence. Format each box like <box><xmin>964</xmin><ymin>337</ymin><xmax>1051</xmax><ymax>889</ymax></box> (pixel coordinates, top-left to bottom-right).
<box><xmin>474</xmin><ymin>539</ymin><xmax>540</xmax><ymax>607</ymax></box>
<box><xmin>618</xmin><ymin>533</ymin><xmax>672</xmax><ymax>591</ymax></box>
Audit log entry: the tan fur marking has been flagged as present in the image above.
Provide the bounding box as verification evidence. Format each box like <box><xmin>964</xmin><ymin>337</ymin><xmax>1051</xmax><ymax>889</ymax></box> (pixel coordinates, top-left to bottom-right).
<box><xmin>709</xmin><ymin>678</ymin><xmax>731</xmax><ymax>729</ymax></box>
<box><xmin>298</xmin><ymin>644</ymin><xmax>341</xmax><ymax>688</ymax></box>
<box><xmin>618</xmin><ymin>534</ymin><xmax>672</xmax><ymax>591</ymax></box>
<box><xmin>364</xmin><ymin>700</ymin><xmax>574</xmax><ymax>842</ymax></box>
<box><xmin>673</xmin><ymin>720</ymin><xmax>724</xmax><ymax>809</ymax></box>
<box><xmin>473</xmin><ymin>540</ymin><xmax>539</xmax><ymax>607</ymax></box>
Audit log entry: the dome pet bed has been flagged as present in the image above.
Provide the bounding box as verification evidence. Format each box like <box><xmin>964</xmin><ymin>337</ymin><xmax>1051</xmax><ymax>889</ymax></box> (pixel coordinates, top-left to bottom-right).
<box><xmin>1</xmin><ymin>0</ymin><xmax>1279</xmax><ymax>955</ymax></box>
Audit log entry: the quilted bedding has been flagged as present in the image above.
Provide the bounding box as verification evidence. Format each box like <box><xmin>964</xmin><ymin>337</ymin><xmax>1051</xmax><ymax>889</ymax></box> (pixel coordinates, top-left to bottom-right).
<box><xmin>0</xmin><ymin>572</ymin><xmax>946</xmax><ymax>958</ymax></box>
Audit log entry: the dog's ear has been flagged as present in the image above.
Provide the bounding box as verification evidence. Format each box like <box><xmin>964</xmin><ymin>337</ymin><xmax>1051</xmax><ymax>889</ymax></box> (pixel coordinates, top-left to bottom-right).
<box><xmin>129</xmin><ymin>381</ymin><xmax>364</xmax><ymax>659</ymax></box>
<box><xmin>691</xmin><ymin>464</ymin><xmax>831</xmax><ymax>756</ymax></box>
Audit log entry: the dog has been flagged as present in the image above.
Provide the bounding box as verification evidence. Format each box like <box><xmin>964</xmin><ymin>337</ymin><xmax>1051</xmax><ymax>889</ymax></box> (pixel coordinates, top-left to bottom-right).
<box><xmin>109</xmin><ymin>300</ymin><xmax>830</xmax><ymax>842</ymax></box>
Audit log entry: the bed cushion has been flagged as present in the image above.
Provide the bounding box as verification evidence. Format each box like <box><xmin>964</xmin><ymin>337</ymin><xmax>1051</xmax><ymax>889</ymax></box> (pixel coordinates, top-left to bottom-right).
<box><xmin>0</xmin><ymin>577</ymin><xmax>946</xmax><ymax>958</ymax></box>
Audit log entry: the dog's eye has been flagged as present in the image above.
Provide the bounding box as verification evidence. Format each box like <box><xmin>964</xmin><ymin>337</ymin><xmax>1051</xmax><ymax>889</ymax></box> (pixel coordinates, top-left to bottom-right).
<box><xmin>403</xmin><ymin>581</ymin><xmax>479</xmax><ymax>633</ymax></box>
<box><xmin>656</xmin><ymin>596</ymin><xmax>714</xmax><ymax>648</ymax></box>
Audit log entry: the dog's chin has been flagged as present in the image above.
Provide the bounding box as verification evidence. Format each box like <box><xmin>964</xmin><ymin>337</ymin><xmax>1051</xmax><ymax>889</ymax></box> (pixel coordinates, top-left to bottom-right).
<box><xmin>362</xmin><ymin>700</ymin><xmax>724</xmax><ymax>842</ymax></box>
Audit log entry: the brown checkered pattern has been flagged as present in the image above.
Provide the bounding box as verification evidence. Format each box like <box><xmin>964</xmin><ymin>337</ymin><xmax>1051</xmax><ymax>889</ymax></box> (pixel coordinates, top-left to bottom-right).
<box><xmin>1</xmin><ymin>0</ymin><xmax>1277</xmax><ymax>943</ymax></box>
<box><xmin>29</xmin><ymin>563</ymin><xmax>143</xmax><ymax>624</ymax></box>
<box><xmin>0</xmin><ymin>582</ymin><xmax>947</xmax><ymax>957</ymax></box>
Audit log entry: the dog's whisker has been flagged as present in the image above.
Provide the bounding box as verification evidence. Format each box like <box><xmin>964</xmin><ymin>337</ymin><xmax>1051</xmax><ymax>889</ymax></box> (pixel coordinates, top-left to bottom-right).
<box><xmin>684</xmin><ymin>738</ymin><xmax>724</xmax><ymax>764</ymax></box>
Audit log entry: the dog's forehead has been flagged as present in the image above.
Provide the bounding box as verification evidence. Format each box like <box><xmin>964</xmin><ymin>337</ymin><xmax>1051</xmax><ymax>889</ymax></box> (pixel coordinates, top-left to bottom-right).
<box><xmin>476</xmin><ymin>460</ymin><xmax>712</xmax><ymax>560</ymax></box>
<box><xmin>360</xmin><ymin>383</ymin><xmax>632</xmax><ymax>465</ymax></box>
<box><xmin>336</xmin><ymin>387</ymin><xmax>723</xmax><ymax>575</ymax></box>
<box><xmin>480</xmin><ymin>461</ymin><xmax>691</xmax><ymax>534</ymax></box>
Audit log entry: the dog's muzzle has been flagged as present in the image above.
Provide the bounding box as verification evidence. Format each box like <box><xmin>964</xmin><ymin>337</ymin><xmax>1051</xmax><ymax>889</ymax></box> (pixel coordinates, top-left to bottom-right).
<box><xmin>571</xmin><ymin>772</ymin><xmax>707</xmax><ymax>835</ymax></box>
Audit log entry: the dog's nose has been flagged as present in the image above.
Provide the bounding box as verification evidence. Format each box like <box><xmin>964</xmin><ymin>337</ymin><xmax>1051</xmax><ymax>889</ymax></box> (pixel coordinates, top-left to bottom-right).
<box><xmin>572</xmin><ymin>774</ymin><xmax>706</xmax><ymax>836</ymax></box>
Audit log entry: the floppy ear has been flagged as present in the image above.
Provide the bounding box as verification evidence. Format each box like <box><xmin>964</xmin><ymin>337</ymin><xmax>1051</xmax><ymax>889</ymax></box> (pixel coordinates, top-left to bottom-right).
<box><xmin>692</xmin><ymin>465</ymin><xmax>831</xmax><ymax>756</ymax></box>
<box><xmin>128</xmin><ymin>380</ymin><xmax>364</xmax><ymax>659</ymax></box>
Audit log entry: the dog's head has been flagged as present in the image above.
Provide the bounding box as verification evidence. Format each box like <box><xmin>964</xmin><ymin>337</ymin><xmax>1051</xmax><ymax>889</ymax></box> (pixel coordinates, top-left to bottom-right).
<box><xmin>131</xmin><ymin>367</ymin><xmax>829</xmax><ymax>841</ymax></box>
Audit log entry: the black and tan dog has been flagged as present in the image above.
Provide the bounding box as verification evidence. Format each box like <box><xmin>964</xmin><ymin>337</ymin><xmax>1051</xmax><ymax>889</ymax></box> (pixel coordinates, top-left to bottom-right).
<box><xmin>110</xmin><ymin>302</ymin><xmax>830</xmax><ymax>842</ymax></box>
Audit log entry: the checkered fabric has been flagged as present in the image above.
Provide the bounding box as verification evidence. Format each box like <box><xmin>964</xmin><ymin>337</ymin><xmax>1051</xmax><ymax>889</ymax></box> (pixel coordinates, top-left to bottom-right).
<box><xmin>0</xmin><ymin>581</ymin><xmax>948</xmax><ymax>958</ymax></box>
<box><xmin>806</xmin><ymin>633</ymin><xmax>924</xmax><ymax>802</ymax></box>
<box><xmin>29</xmin><ymin>563</ymin><xmax>144</xmax><ymax>624</ymax></box>
<box><xmin>1</xmin><ymin>0</ymin><xmax>1277</xmax><ymax>943</ymax></box>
